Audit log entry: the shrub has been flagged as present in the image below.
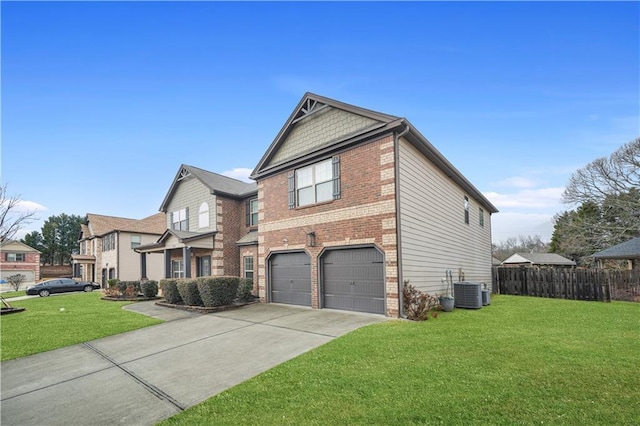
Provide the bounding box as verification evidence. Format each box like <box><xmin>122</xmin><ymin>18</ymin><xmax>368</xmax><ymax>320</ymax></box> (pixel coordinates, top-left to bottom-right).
<box><xmin>160</xmin><ymin>279</ymin><xmax>182</xmax><ymax>304</ymax></box>
<box><xmin>140</xmin><ymin>280</ymin><xmax>158</xmax><ymax>298</ymax></box>
<box><xmin>7</xmin><ymin>274</ymin><xmax>26</xmax><ymax>291</ymax></box>
<box><xmin>177</xmin><ymin>279</ymin><xmax>203</xmax><ymax>306</ymax></box>
<box><xmin>237</xmin><ymin>278</ymin><xmax>254</xmax><ymax>302</ymax></box>
<box><xmin>403</xmin><ymin>281</ymin><xmax>440</xmax><ymax>321</ymax></box>
<box><xmin>107</xmin><ymin>279</ymin><xmax>119</xmax><ymax>288</ymax></box>
<box><xmin>197</xmin><ymin>276</ymin><xmax>240</xmax><ymax>307</ymax></box>
<box><xmin>116</xmin><ymin>281</ymin><xmax>128</xmax><ymax>295</ymax></box>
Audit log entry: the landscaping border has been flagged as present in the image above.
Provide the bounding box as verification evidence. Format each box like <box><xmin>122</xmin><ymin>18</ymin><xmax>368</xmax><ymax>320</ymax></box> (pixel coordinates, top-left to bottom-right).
<box><xmin>156</xmin><ymin>298</ymin><xmax>259</xmax><ymax>314</ymax></box>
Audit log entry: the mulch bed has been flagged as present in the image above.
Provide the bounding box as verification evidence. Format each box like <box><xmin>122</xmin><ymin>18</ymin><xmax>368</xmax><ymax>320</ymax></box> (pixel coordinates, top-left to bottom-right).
<box><xmin>101</xmin><ymin>296</ymin><xmax>163</xmax><ymax>302</ymax></box>
<box><xmin>156</xmin><ymin>298</ymin><xmax>260</xmax><ymax>314</ymax></box>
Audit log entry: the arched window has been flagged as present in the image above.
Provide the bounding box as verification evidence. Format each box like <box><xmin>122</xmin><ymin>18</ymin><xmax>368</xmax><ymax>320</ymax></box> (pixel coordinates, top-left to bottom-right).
<box><xmin>198</xmin><ymin>202</ymin><xmax>209</xmax><ymax>228</ymax></box>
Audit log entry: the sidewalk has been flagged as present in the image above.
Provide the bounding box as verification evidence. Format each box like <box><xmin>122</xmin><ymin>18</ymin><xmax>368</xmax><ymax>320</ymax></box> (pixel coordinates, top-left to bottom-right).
<box><xmin>1</xmin><ymin>302</ymin><xmax>386</xmax><ymax>426</ymax></box>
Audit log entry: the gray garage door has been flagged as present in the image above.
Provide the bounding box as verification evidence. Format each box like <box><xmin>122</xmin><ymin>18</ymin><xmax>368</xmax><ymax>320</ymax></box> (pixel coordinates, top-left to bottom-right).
<box><xmin>270</xmin><ymin>252</ymin><xmax>312</xmax><ymax>307</ymax></box>
<box><xmin>322</xmin><ymin>247</ymin><xmax>385</xmax><ymax>315</ymax></box>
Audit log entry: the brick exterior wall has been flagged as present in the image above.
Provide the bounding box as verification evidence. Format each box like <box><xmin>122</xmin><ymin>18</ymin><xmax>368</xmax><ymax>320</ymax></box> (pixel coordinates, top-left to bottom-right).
<box><xmin>257</xmin><ymin>135</ymin><xmax>400</xmax><ymax>317</ymax></box>
<box><xmin>1</xmin><ymin>252</ymin><xmax>41</xmax><ymax>282</ymax></box>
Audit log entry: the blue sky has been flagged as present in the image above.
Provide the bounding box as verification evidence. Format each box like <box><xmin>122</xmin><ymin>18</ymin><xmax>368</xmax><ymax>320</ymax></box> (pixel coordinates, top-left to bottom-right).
<box><xmin>2</xmin><ymin>1</ymin><xmax>638</xmax><ymax>244</ymax></box>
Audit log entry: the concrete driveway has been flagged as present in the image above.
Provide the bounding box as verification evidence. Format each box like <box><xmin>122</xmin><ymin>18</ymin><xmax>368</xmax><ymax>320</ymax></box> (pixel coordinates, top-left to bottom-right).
<box><xmin>1</xmin><ymin>302</ymin><xmax>386</xmax><ymax>426</ymax></box>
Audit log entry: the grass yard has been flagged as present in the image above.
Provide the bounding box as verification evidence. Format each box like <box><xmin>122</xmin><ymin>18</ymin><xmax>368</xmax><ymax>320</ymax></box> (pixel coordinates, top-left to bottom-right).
<box><xmin>1</xmin><ymin>291</ymin><xmax>162</xmax><ymax>361</ymax></box>
<box><xmin>161</xmin><ymin>296</ymin><xmax>640</xmax><ymax>425</ymax></box>
<box><xmin>1</xmin><ymin>290</ymin><xmax>28</xmax><ymax>299</ymax></box>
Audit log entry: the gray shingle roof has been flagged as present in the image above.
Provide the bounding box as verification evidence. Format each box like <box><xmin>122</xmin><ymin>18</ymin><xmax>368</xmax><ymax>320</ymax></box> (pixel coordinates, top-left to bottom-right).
<box><xmin>186</xmin><ymin>165</ymin><xmax>256</xmax><ymax>197</ymax></box>
<box><xmin>236</xmin><ymin>231</ymin><xmax>258</xmax><ymax>246</ymax></box>
<box><xmin>503</xmin><ymin>253</ymin><xmax>576</xmax><ymax>266</ymax></box>
<box><xmin>592</xmin><ymin>237</ymin><xmax>640</xmax><ymax>259</ymax></box>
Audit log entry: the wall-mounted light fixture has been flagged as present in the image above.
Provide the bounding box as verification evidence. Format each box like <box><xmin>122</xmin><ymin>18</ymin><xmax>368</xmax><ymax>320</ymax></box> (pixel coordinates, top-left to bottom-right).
<box><xmin>306</xmin><ymin>231</ymin><xmax>316</xmax><ymax>247</ymax></box>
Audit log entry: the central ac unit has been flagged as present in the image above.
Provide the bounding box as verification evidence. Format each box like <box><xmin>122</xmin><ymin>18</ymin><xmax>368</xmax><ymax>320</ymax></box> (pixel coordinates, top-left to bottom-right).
<box><xmin>454</xmin><ymin>282</ymin><xmax>482</xmax><ymax>309</ymax></box>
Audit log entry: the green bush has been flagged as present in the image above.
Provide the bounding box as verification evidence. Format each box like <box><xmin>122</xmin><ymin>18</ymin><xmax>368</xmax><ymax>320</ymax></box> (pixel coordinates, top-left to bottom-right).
<box><xmin>237</xmin><ymin>278</ymin><xmax>254</xmax><ymax>302</ymax></box>
<box><xmin>116</xmin><ymin>281</ymin><xmax>128</xmax><ymax>295</ymax></box>
<box><xmin>197</xmin><ymin>276</ymin><xmax>240</xmax><ymax>307</ymax></box>
<box><xmin>160</xmin><ymin>279</ymin><xmax>182</xmax><ymax>304</ymax></box>
<box><xmin>107</xmin><ymin>279</ymin><xmax>119</xmax><ymax>288</ymax></box>
<box><xmin>117</xmin><ymin>281</ymin><xmax>141</xmax><ymax>296</ymax></box>
<box><xmin>141</xmin><ymin>280</ymin><xmax>158</xmax><ymax>298</ymax></box>
<box><xmin>177</xmin><ymin>279</ymin><xmax>203</xmax><ymax>306</ymax></box>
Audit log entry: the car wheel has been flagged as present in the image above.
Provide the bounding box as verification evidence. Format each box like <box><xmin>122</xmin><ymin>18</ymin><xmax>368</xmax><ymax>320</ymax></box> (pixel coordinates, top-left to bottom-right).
<box><xmin>39</xmin><ymin>289</ymin><xmax>50</xmax><ymax>297</ymax></box>
<box><xmin>83</xmin><ymin>285</ymin><xmax>93</xmax><ymax>292</ymax></box>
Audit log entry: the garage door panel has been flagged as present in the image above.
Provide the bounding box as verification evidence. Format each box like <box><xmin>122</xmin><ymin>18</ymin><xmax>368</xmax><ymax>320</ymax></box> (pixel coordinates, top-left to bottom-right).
<box><xmin>270</xmin><ymin>253</ymin><xmax>311</xmax><ymax>307</ymax></box>
<box><xmin>322</xmin><ymin>248</ymin><xmax>385</xmax><ymax>315</ymax></box>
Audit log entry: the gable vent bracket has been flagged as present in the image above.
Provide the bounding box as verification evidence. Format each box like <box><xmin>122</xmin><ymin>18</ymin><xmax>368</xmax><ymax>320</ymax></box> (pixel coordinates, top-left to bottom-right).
<box><xmin>292</xmin><ymin>100</ymin><xmax>328</xmax><ymax>124</ymax></box>
<box><xmin>178</xmin><ymin>168</ymin><xmax>191</xmax><ymax>181</ymax></box>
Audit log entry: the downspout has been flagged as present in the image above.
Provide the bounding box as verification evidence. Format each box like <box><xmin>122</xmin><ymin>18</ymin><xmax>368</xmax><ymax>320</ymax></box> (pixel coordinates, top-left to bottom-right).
<box><xmin>394</xmin><ymin>122</ymin><xmax>410</xmax><ymax>318</ymax></box>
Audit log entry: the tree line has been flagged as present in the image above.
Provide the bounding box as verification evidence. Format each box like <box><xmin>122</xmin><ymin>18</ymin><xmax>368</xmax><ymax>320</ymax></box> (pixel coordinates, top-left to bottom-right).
<box><xmin>551</xmin><ymin>138</ymin><xmax>639</xmax><ymax>266</ymax></box>
<box><xmin>22</xmin><ymin>214</ymin><xmax>84</xmax><ymax>265</ymax></box>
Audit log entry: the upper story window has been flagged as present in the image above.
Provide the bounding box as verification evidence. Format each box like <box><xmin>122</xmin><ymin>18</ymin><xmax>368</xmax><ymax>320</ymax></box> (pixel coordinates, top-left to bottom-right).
<box><xmin>464</xmin><ymin>196</ymin><xmax>470</xmax><ymax>224</ymax></box>
<box><xmin>131</xmin><ymin>235</ymin><xmax>141</xmax><ymax>249</ymax></box>
<box><xmin>246</xmin><ymin>198</ymin><xmax>258</xmax><ymax>227</ymax></box>
<box><xmin>198</xmin><ymin>203</ymin><xmax>209</xmax><ymax>229</ymax></box>
<box><xmin>80</xmin><ymin>240</ymin><xmax>87</xmax><ymax>255</ymax></box>
<box><xmin>289</xmin><ymin>156</ymin><xmax>340</xmax><ymax>208</ymax></box>
<box><xmin>5</xmin><ymin>253</ymin><xmax>25</xmax><ymax>262</ymax></box>
<box><xmin>479</xmin><ymin>208</ymin><xmax>484</xmax><ymax>227</ymax></box>
<box><xmin>103</xmin><ymin>233</ymin><xmax>116</xmax><ymax>251</ymax></box>
<box><xmin>172</xmin><ymin>208</ymin><xmax>188</xmax><ymax>231</ymax></box>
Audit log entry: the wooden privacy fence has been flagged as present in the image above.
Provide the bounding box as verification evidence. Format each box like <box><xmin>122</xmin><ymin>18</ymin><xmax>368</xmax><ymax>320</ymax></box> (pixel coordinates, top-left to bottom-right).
<box><xmin>492</xmin><ymin>267</ymin><xmax>640</xmax><ymax>302</ymax></box>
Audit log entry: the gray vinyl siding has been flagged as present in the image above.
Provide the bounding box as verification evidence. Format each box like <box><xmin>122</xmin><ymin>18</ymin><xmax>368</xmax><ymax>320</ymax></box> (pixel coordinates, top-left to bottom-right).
<box><xmin>165</xmin><ymin>176</ymin><xmax>217</xmax><ymax>232</ymax></box>
<box><xmin>118</xmin><ymin>232</ymin><xmax>164</xmax><ymax>282</ymax></box>
<box><xmin>398</xmin><ymin>139</ymin><xmax>493</xmax><ymax>295</ymax></box>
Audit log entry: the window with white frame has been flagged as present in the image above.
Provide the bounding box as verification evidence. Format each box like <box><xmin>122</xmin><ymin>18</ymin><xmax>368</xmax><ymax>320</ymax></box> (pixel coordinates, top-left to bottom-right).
<box><xmin>243</xmin><ymin>256</ymin><xmax>254</xmax><ymax>280</ymax></box>
<box><xmin>5</xmin><ymin>253</ymin><xmax>25</xmax><ymax>262</ymax></box>
<box><xmin>295</xmin><ymin>158</ymin><xmax>334</xmax><ymax>207</ymax></box>
<box><xmin>172</xmin><ymin>208</ymin><xmax>188</xmax><ymax>231</ymax></box>
<box><xmin>131</xmin><ymin>235</ymin><xmax>141</xmax><ymax>249</ymax></box>
<box><xmin>172</xmin><ymin>259</ymin><xmax>184</xmax><ymax>278</ymax></box>
<box><xmin>103</xmin><ymin>233</ymin><xmax>116</xmax><ymax>251</ymax></box>
<box><xmin>246</xmin><ymin>198</ymin><xmax>258</xmax><ymax>227</ymax></box>
<box><xmin>479</xmin><ymin>208</ymin><xmax>484</xmax><ymax>227</ymax></box>
<box><xmin>198</xmin><ymin>203</ymin><xmax>209</xmax><ymax>229</ymax></box>
<box><xmin>464</xmin><ymin>196</ymin><xmax>470</xmax><ymax>224</ymax></box>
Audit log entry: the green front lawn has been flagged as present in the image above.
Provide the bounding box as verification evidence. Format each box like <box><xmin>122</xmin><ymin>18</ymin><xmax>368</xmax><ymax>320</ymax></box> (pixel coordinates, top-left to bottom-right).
<box><xmin>161</xmin><ymin>296</ymin><xmax>640</xmax><ymax>425</ymax></box>
<box><xmin>1</xmin><ymin>292</ymin><xmax>162</xmax><ymax>361</ymax></box>
<box><xmin>1</xmin><ymin>290</ymin><xmax>28</xmax><ymax>299</ymax></box>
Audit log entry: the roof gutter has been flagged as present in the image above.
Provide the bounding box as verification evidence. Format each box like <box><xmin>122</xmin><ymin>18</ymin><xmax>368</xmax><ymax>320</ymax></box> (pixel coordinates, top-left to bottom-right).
<box><xmin>394</xmin><ymin>121</ymin><xmax>410</xmax><ymax>319</ymax></box>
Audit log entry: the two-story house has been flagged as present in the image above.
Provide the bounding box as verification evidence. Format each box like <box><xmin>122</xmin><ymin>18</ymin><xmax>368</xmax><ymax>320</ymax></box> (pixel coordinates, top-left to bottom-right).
<box><xmin>72</xmin><ymin>213</ymin><xmax>166</xmax><ymax>286</ymax></box>
<box><xmin>250</xmin><ymin>93</ymin><xmax>498</xmax><ymax>317</ymax></box>
<box><xmin>135</xmin><ymin>165</ymin><xmax>259</xmax><ymax>292</ymax></box>
<box><xmin>0</xmin><ymin>240</ymin><xmax>41</xmax><ymax>288</ymax></box>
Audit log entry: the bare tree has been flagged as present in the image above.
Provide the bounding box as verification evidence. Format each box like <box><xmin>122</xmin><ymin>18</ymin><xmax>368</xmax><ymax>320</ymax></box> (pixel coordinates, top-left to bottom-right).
<box><xmin>0</xmin><ymin>184</ymin><xmax>38</xmax><ymax>243</ymax></box>
<box><xmin>6</xmin><ymin>274</ymin><xmax>26</xmax><ymax>291</ymax></box>
<box><xmin>563</xmin><ymin>138</ymin><xmax>640</xmax><ymax>205</ymax></box>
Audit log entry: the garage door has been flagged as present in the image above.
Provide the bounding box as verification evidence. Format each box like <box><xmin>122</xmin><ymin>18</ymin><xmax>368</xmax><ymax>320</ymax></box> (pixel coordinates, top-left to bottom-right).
<box><xmin>1</xmin><ymin>270</ymin><xmax>36</xmax><ymax>287</ymax></box>
<box><xmin>322</xmin><ymin>247</ymin><xmax>385</xmax><ymax>314</ymax></box>
<box><xmin>270</xmin><ymin>252</ymin><xmax>312</xmax><ymax>307</ymax></box>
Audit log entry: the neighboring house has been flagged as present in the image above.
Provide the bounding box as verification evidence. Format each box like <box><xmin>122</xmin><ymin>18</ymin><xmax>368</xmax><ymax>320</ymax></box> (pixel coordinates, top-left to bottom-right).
<box><xmin>250</xmin><ymin>93</ymin><xmax>498</xmax><ymax>317</ymax></box>
<box><xmin>71</xmin><ymin>213</ymin><xmax>166</xmax><ymax>286</ymax></box>
<box><xmin>592</xmin><ymin>237</ymin><xmax>640</xmax><ymax>270</ymax></box>
<box><xmin>0</xmin><ymin>240</ymin><xmax>41</xmax><ymax>287</ymax></box>
<box><xmin>501</xmin><ymin>253</ymin><xmax>576</xmax><ymax>267</ymax></box>
<box><xmin>135</xmin><ymin>165</ymin><xmax>259</xmax><ymax>292</ymax></box>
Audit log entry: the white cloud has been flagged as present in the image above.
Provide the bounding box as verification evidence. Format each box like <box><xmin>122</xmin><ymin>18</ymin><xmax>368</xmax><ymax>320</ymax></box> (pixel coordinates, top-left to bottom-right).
<box><xmin>484</xmin><ymin>187</ymin><xmax>564</xmax><ymax>210</ymax></box>
<box><xmin>220</xmin><ymin>168</ymin><xmax>253</xmax><ymax>183</ymax></box>
<box><xmin>15</xmin><ymin>200</ymin><xmax>48</xmax><ymax>213</ymax></box>
<box><xmin>491</xmin><ymin>212</ymin><xmax>555</xmax><ymax>243</ymax></box>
